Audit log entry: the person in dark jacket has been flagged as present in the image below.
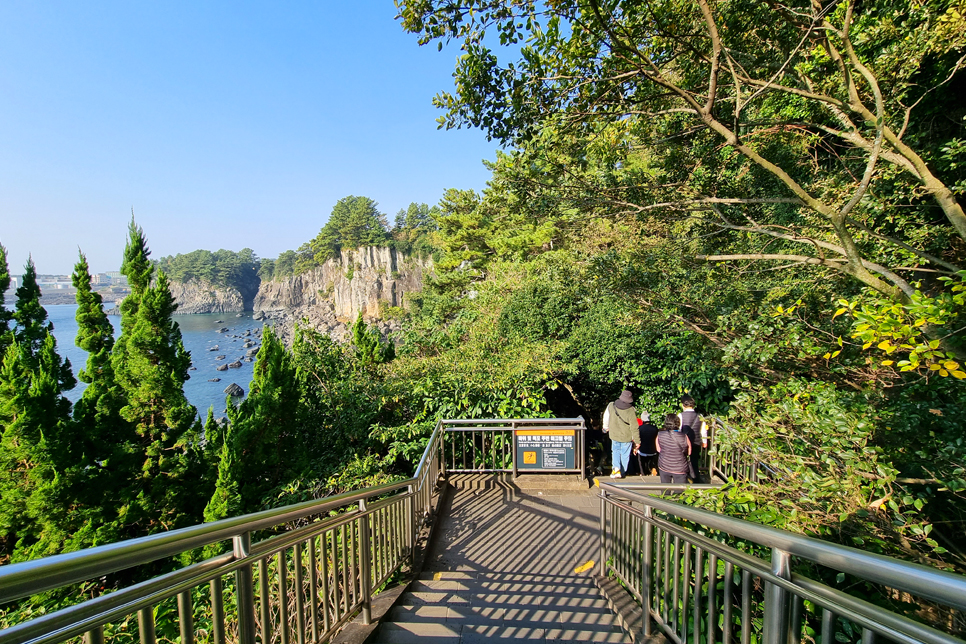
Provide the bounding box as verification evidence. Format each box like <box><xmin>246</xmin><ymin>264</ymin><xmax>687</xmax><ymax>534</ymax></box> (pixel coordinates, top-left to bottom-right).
<box><xmin>679</xmin><ymin>394</ymin><xmax>707</xmax><ymax>483</ymax></box>
<box><xmin>656</xmin><ymin>413</ymin><xmax>691</xmax><ymax>484</ymax></box>
<box><xmin>634</xmin><ymin>411</ymin><xmax>659</xmax><ymax>476</ymax></box>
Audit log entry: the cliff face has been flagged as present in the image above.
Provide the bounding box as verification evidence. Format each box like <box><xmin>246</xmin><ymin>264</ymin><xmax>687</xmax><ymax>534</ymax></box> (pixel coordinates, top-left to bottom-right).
<box><xmin>254</xmin><ymin>246</ymin><xmax>432</xmax><ymax>343</ymax></box>
<box><xmin>168</xmin><ymin>279</ymin><xmax>246</xmax><ymax>314</ymax></box>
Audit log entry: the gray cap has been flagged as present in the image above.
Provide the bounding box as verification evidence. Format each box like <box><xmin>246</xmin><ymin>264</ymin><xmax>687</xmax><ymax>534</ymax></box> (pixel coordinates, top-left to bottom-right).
<box><xmin>640</xmin><ymin>411</ymin><xmax>650</xmax><ymax>422</ymax></box>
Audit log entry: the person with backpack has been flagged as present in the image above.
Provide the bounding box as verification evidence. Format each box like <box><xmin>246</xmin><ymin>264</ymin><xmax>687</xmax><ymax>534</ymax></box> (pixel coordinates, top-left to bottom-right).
<box><xmin>656</xmin><ymin>413</ymin><xmax>691</xmax><ymax>484</ymax></box>
<box><xmin>603</xmin><ymin>390</ymin><xmax>638</xmax><ymax>478</ymax></box>
<box><xmin>679</xmin><ymin>394</ymin><xmax>708</xmax><ymax>483</ymax></box>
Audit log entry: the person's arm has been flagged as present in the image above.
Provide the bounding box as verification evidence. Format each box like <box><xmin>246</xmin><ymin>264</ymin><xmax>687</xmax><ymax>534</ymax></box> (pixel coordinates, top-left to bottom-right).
<box><xmin>685</xmin><ymin>435</ymin><xmax>692</xmax><ymax>456</ymax></box>
<box><xmin>655</xmin><ymin>434</ymin><xmax>662</xmax><ymax>453</ymax></box>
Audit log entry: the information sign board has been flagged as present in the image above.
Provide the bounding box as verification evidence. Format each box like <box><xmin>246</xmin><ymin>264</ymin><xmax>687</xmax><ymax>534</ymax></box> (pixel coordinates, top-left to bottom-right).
<box><xmin>516</xmin><ymin>429</ymin><xmax>576</xmax><ymax>470</ymax></box>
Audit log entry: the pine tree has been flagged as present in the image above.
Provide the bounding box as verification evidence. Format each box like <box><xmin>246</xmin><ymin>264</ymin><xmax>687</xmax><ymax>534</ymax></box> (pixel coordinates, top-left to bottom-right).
<box><xmin>111</xmin><ymin>221</ymin><xmax>209</xmax><ymax>533</ymax></box>
<box><xmin>69</xmin><ymin>252</ymin><xmax>134</xmax><ymax>540</ymax></box>
<box><xmin>13</xmin><ymin>258</ymin><xmax>55</xmax><ymax>362</ymax></box>
<box><xmin>351</xmin><ymin>312</ymin><xmax>395</xmax><ymax>366</ymax></box>
<box><xmin>203</xmin><ymin>327</ymin><xmax>304</xmax><ymax>521</ymax></box>
<box><xmin>0</xmin><ymin>244</ymin><xmax>13</xmax><ymax>354</ymax></box>
<box><xmin>0</xmin><ymin>263</ymin><xmax>75</xmax><ymax>560</ymax></box>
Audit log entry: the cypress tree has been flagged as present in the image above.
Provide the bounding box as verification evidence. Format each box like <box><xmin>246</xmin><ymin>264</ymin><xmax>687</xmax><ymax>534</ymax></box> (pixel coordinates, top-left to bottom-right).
<box><xmin>69</xmin><ymin>252</ymin><xmax>134</xmax><ymax>540</ymax></box>
<box><xmin>13</xmin><ymin>258</ymin><xmax>54</xmax><ymax>362</ymax></box>
<box><xmin>112</xmin><ymin>221</ymin><xmax>209</xmax><ymax>532</ymax></box>
<box><xmin>204</xmin><ymin>327</ymin><xmax>303</xmax><ymax>521</ymax></box>
<box><xmin>0</xmin><ymin>244</ymin><xmax>12</xmax><ymax>354</ymax></box>
<box><xmin>0</xmin><ymin>260</ymin><xmax>75</xmax><ymax>560</ymax></box>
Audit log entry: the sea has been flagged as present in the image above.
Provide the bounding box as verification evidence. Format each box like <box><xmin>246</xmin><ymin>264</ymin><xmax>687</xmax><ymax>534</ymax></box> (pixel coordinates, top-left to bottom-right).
<box><xmin>43</xmin><ymin>304</ymin><xmax>260</xmax><ymax>419</ymax></box>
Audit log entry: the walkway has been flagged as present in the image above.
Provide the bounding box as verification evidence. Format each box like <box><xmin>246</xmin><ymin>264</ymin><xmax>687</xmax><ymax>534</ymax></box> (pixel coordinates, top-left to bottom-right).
<box><xmin>367</xmin><ymin>476</ymin><xmax>631</xmax><ymax>643</ymax></box>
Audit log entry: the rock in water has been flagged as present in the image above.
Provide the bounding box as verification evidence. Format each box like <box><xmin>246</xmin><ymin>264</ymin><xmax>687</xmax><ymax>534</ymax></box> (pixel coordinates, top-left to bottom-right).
<box><xmin>216</xmin><ymin>327</ymin><xmax>229</xmax><ymax>333</ymax></box>
<box><xmin>228</xmin><ymin>361</ymin><xmax>242</xmax><ymax>369</ymax></box>
<box><xmin>246</xmin><ymin>347</ymin><xmax>259</xmax><ymax>356</ymax></box>
<box><xmin>208</xmin><ymin>345</ymin><xmax>219</xmax><ymax>351</ymax></box>
<box><xmin>216</xmin><ymin>364</ymin><xmax>229</xmax><ymax>372</ymax></box>
<box><xmin>215</xmin><ymin>320</ymin><xmax>224</xmax><ymax>323</ymax></box>
<box><xmin>208</xmin><ymin>378</ymin><xmax>221</xmax><ymax>382</ymax></box>
<box><xmin>189</xmin><ymin>367</ymin><xmax>197</xmax><ymax>371</ymax></box>
<box><xmin>224</xmin><ymin>383</ymin><xmax>244</xmax><ymax>397</ymax></box>
<box><xmin>216</xmin><ymin>355</ymin><xmax>226</xmax><ymax>360</ymax></box>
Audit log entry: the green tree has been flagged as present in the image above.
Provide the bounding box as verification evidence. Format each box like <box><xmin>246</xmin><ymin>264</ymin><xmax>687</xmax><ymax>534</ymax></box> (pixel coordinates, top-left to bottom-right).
<box><xmin>112</xmin><ymin>221</ymin><xmax>209</xmax><ymax>533</ymax></box>
<box><xmin>398</xmin><ymin>0</ymin><xmax>966</xmax><ymax>365</ymax></box>
<box><xmin>204</xmin><ymin>327</ymin><xmax>305</xmax><ymax>520</ymax></box>
<box><xmin>309</xmin><ymin>196</ymin><xmax>390</xmax><ymax>262</ymax></box>
<box><xmin>0</xmin><ymin>244</ymin><xmax>12</xmax><ymax>355</ymax></box>
<box><xmin>69</xmin><ymin>252</ymin><xmax>134</xmax><ymax>534</ymax></box>
<box><xmin>0</xmin><ymin>264</ymin><xmax>75</xmax><ymax>560</ymax></box>
<box><xmin>13</xmin><ymin>259</ymin><xmax>55</xmax><ymax>362</ymax></box>
<box><xmin>351</xmin><ymin>313</ymin><xmax>396</xmax><ymax>366</ymax></box>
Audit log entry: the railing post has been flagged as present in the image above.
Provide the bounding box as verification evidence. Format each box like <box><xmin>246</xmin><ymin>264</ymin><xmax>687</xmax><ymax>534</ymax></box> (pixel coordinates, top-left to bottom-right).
<box><xmin>642</xmin><ymin>505</ymin><xmax>653</xmax><ymax>638</ymax></box>
<box><xmin>84</xmin><ymin>626</ymin><xmax>105</xmax><ymax>644</ymax></box>
<box><xmin>763</xmin><ymin>548</ymin><xmax>791</xmax><ymax>644</ymax></box>
<box><xmin>407</xmin><ymin>484</ymin><xmax>417</xmax><ymax>567</ymax></box>
<box><xmin>358</xmin><ymin>500</ymin><xmax>373</xmax><ymax>625</ymax></box>
<box><xmin>599</xmin><ymin>489</ymin><xmax>608</xmax><ymax>575</ymax></box>
<box><xmin>511</xmin><ymin>422</ymin><xmax>519</xmax><ymax>480</ymax></box>
<box><xmin>233</xmin><ymin>533</ymin><xmax>256</xmax><ymax>644</ymax></box>
<box><xmin>578</xmin><ymin>420</ymin><xmax>586</xmax><ymax>481</ymax></box>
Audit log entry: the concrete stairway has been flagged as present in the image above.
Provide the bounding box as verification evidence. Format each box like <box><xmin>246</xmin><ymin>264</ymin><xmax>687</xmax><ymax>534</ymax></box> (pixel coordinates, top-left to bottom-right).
<box><xmin>368</xmin><ymin>571</ymin><xmax>628</xmax><ymax>643</ymax></box>
<box><xmin>365</xmin><ymin>476</ymin><xmax>631</xmax><ymax>644</ymax></box>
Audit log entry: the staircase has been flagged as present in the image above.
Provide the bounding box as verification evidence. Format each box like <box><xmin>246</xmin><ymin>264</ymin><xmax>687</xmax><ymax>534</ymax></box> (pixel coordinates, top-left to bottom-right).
<box><xmin>365</xmin><ymin>475</ymin><xmax>631</xmax><ymax>644</ymax></box>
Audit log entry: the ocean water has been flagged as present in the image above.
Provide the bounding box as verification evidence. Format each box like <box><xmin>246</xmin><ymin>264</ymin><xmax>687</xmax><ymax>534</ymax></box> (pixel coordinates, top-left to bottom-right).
<box><xmin>45</xmin><ymin>304</ymin><xmax>260</xmax><ymax>418</ymax></box>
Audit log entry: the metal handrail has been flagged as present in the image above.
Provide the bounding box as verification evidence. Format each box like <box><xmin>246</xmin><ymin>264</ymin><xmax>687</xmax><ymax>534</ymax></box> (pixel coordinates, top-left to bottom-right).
<box><xmin>708</xmin><ymin>415</ymin><xmax>781</xmax><ymax>482</ymax></box>
<box><xmin>597</xmin><ymin>480</ymin><xmax>966</xmax><ymax>644</ymax></box>
<box><xmin>439</xmin><ymin>416</ymin><xmax>587</xmax><ymax>480</ymax></box>
<box><xmin>0</xmin><ymin>419</ymin><xmax>456</xmax><ymax>644</ymax></box>
<box><xmin>0</xmin><ymin>479</ymin><xmax>413</xmax><ymax>604</ymax></box>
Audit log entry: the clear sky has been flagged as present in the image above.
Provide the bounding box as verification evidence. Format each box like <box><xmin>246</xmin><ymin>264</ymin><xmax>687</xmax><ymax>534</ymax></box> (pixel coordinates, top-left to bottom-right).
<box><xmin>0</xmin><ymin>2</ymin><xmax>499</xmax><ymax>275</ymax></box>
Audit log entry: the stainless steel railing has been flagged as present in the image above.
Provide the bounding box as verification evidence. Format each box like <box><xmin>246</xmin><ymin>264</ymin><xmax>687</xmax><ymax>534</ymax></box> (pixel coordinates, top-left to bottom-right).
<box><xmin>0</xmin><ymin>420</ymin><xmax>449</xmax><ymax>644</ymax></box>
<box><xmin>598</xmin><ymin>480</ymin><xmax>966</xmax><ymax>644</ymax></box>
<box><xmin>707</xmin><ymin>416</ymin><xmax>780</xmax><ymax>483</ymax></box>
<box><xmin>439</xmin><ymin>417</ymin><xmax>587</xmax><ymax>480</ymax></box>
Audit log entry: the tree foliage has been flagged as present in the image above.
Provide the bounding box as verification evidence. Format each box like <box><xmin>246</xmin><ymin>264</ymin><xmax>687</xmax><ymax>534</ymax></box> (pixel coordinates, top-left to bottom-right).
<box><xmin>397</xmin><ymin>0</ymin><xmax>966</xmax><ymax>369</ymax></box>
<box><xmin>155</xmin><ymin>248</ymin><xmax>261</xmax><ymax>294</ymax></box>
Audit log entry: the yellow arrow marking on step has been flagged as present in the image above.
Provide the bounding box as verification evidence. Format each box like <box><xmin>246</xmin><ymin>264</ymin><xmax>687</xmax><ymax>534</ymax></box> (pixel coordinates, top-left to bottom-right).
<box><xmin>574</xmin><ymin>560</ymin><xmax>595</xmax><ymax>574</ymax></box>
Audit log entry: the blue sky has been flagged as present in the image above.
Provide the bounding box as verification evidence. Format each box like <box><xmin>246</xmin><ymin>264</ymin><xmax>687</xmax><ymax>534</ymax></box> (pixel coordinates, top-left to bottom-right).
<box><xmin>0</xmin><ymin>2</ymin><xmax>499</xmax><ymax>275</ymax></box>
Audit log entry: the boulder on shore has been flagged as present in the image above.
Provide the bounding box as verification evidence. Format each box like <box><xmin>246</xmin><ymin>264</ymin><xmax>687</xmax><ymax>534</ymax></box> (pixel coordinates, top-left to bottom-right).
<box><xmin>224</xmin><ymin>383</ymin><xmax>244</xmax><ymax>397</ymax></box>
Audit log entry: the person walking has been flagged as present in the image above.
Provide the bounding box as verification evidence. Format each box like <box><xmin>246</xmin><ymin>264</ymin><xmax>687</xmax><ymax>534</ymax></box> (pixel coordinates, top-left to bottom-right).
<box><xmin>603</xmin><ymin>390</ymin><xmax>638</xmax><ymax>478</ymax></box>
<box><xmin>656</xmin><ymin>413</ymin><xmax>691</xmax><ymax>484</ymax></box>
<box><xmin>635</xmin><ymin>411</ymin><xmax>659</xmax><ymax>476</ymax></box>
<box><xmin>679</xmin><ymin>395</ymin><xmax>708</xmax><ymax>483</ymax></box>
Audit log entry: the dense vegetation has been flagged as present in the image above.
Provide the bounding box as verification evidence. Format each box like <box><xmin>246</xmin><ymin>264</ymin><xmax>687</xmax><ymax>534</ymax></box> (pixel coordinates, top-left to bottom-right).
<box><xmin>155</xmin><ymin>248</ymin><xmax>261</xmax><ymax>295</ymax></box>
<box><xmin>1</xmin><ymin>0</ymin><xmax>964</xmax><ymax>634</ymax></box>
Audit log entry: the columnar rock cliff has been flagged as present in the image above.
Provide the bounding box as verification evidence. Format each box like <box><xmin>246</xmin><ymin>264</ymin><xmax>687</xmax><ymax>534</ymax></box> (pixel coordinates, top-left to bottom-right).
<box><xmin>164</xmin><ymin>246</ymin><xmax>430</xmax><ymax>342</ymax></box>
<box><xmin>168</xmin><ymin>279</ymin><xmax>247</xmax><ymax>314</ymax></box>
<box><xmin>254</xmin><ymin>246</ymin><xmax>431</xmax><ymax>343</ymax></box>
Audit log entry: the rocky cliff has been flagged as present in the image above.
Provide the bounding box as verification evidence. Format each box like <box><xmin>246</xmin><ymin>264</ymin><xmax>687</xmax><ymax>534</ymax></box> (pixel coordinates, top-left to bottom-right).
<box><xmin>168</xmin><ymin>279</ymin><xmax>247</xmax><ymax>315</ymax></box>
<box><xmin>163</xmin><ymin>247</ymin><xmax>430</xmax><ymax>341</ymax></box>
<box><xmin>253</xmin><ymin>246</ymin><xmax>432</xmax><ymax>344</ymax></box>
